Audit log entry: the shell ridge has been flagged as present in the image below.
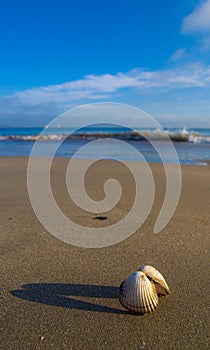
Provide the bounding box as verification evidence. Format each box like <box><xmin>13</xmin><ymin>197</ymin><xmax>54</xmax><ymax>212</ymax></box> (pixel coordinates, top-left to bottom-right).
<box><xmin>151</xmin><ymin>281</ymin><xmax>158</xmax><ymax>309</ymax></box>
<box><xmin>119</xmin><ymin>267</ymin><xmax>166</xmax><ymax>314</ymax></box>
<box><xmin>144</xmin><ymin>277</ymin><xmax>152</xmax><ymax>313</ymax></box>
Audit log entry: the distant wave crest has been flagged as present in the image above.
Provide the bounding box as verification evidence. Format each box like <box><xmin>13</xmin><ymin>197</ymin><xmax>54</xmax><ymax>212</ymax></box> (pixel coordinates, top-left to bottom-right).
<box><xmin>0</xmin><ymin>128</ymin><xmax>210</xmax><ymax>143</ymax></box>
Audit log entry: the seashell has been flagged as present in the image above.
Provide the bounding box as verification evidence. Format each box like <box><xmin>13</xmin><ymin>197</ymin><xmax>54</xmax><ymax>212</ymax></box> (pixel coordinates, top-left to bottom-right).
<box><xmin>139</xmin><ymin>265</ymin><xmax>170</xmax><ymax>296</ymax></box>
<box><xmin>119</xmin><ymin>271</ymin><xmax>158</xmax><ymax>314</ymax></box>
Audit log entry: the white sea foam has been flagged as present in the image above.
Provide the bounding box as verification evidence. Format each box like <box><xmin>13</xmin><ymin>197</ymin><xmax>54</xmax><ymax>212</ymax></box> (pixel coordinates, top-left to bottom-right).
<box><xmin>0</xmin><ymin>127</ymin><xmax>210</xmax><ymax>143</ymax></box>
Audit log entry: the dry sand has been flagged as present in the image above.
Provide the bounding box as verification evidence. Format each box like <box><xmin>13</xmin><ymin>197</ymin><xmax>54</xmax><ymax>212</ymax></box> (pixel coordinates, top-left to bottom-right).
<box><xmin>0</xmin><ymin>156</ymin><xmax>209</xmax><ymax>350</ymax></box>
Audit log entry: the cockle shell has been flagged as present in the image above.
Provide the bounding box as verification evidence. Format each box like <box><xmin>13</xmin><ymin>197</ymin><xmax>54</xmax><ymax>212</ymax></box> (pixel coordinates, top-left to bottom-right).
<box><xmin>139</xmin><ymin>265</ymin><xmax>170</xmax><ymax>296</ymax></box>
<box><xmin>119</xmin><ymin>271</ymin><xmax>158</xmax><ymax>314</ymax></box>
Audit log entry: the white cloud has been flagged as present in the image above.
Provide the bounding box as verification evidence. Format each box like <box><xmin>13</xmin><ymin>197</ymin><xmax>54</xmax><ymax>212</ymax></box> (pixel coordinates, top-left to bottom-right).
<box><xmin>182</xmin><ymin>0</ymin><xmax>210</xmax><ymax>33</ymax></box>
<box><xmin>15</xmin><ymin>73</ymin><xmax>141</xmax><ymax>105</ymax></box>
<box><xmin>1</xmin><ymin>63</ymin><xmax>210</xmax><ymax>126</ymax></box>
<box><xmin>13</xmin><ymin>63</ymin><xmax>210</xmax><ymax>106</ymax></box>
<box><xmin>169</xmin><ymin>48</ymin><xmax>187</xmax><ymax>61</ymax></box>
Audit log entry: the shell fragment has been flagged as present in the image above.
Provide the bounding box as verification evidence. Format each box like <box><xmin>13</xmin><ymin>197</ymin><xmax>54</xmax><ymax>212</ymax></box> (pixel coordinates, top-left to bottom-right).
<box><xmin>140</xmin><ymin>265</ymin><xmax>170</xmax><ymax>296</ymax></box>
<box><xmin>119</xmin><ymin>271</ymin><xmax>158</xmax><ymax>314</ymax></box>
<box><xmin>119</xmin><ymin>265</ymin><xmax>170</xmax><ymax>314</ymax></box>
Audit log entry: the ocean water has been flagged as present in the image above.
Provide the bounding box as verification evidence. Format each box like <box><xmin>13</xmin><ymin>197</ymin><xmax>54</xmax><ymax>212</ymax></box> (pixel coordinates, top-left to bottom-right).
<box><xmin>0</xmin><ymin>126</ymin><xmax>210</xmax><ymax>165</ymax></box>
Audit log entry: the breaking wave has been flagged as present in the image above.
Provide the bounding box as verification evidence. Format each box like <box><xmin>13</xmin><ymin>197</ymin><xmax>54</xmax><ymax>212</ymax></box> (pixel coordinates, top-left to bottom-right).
<box><xmin>0</xmin><ymin>127</ymin><xmax>210</xmax><ymax>143</ymax></box>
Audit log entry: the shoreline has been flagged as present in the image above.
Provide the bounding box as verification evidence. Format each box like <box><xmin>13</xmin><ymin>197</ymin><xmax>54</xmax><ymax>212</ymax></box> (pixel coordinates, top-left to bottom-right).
<box><xmin>0</xmin><ymin>154</ymin><xmax>210</xmax><ymax>166</ymax></box>
<box><xmin>0</xmin><ymin>156</ymin><xmax>209</xmax><ymax>349</ymax></box>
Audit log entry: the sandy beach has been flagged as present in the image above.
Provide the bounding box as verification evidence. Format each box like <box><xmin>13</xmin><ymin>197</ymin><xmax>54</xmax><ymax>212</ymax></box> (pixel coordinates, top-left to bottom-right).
<box><xmin>0</xmin><ymin>156</ymin><xmax>209</xmax><ymax>350</ymax></box>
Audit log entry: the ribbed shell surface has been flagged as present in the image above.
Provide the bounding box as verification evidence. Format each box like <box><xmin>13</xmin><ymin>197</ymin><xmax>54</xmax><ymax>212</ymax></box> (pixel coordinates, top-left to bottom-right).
<box><xmin>140</xmin><ymin>265</ymin><xmax>170</xmax><ymax>296</ymax></box>
<box><xmin>119</xmin><ymin>271</ymin><xmax>158</xmax><ymax>314</ymax></box>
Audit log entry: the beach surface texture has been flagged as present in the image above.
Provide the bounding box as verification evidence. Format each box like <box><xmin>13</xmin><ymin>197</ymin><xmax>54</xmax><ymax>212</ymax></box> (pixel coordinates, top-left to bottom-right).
<box><xmin>0</xmin><ymin>157</ymin><xmax>209</xmax><ymax>350</ymax></box>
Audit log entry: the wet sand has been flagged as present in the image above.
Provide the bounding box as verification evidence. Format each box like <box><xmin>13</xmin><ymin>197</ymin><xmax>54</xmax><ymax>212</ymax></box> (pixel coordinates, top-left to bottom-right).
<box><xmin>0</xmin><ymin>156</ymin><xmax>209</xmax><ymax>350</ymax></box>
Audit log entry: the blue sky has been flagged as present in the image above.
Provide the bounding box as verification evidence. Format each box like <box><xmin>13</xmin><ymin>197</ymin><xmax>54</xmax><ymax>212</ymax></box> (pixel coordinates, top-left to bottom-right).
<box><xmin>0</xmin><ymin>0</ymin><xmax>210</xmax><ymax>127</ymax></box>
